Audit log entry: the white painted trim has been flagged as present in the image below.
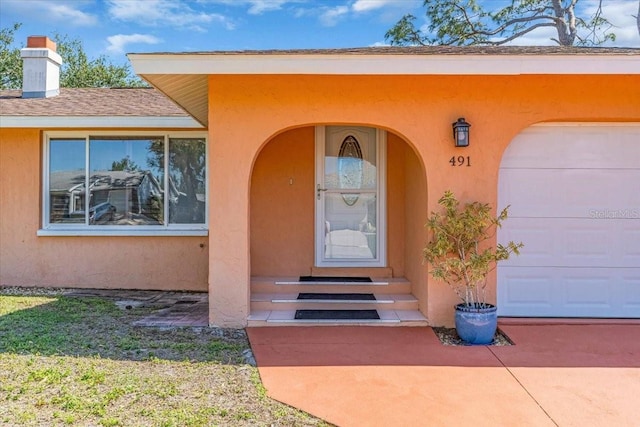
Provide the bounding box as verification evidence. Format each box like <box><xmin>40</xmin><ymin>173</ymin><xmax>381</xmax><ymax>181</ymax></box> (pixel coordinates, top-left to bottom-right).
<box><xmin>314</xmin><ymin>126</ymin><xmax>387</xmax><ymax>268</ymax></box>
<box><xmin>37</xmin><ymin>228</ymin><xmax>208</xmax><ymax>237</ymax></box>
<box><xmin>21</xmin><ymin>47</ymin><xmax>62</xmax><ymax>64</ymax></box>
<box><xmin>314</xmin><ymin>125</ymin><xmax>326</xmax><ymax>267</ymax></box>
<box><xmin>531</xmin><ymin>122</ymin><xmax>640</xmax><ymax>127</ymax></box>
<box><xmin>129</xmin><ymin>53</ymin><xmax>640</xmax><ymax>76</ymax></box>
<box><xmin>44</xmin><ymin>130</ymin><xmax>208</xmax><ymax>138</ymax></box>
<box><xmin>0</xmin><ymin>116</ymin><xmax>203</xmax><ymax>129</ymax></box>
<box><xmin>378</xmin><ymin>130</ymin><xmax>387</xmax><ymax>267</ymax></box>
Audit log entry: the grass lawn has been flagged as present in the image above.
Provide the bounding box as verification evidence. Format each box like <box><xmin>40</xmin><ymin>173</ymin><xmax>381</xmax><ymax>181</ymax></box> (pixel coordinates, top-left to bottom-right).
<box><xmin>0</xmin><ymin>289</ymin><xmax>330</xmax><ymax>427</ymax></box>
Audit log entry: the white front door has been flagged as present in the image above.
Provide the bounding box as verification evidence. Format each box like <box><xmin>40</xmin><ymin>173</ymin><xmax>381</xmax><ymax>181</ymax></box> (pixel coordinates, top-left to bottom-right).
<box><xmin>315</xmin><ymin>126</ymin><xmax>386</xmax><ymax>267</ymax></box>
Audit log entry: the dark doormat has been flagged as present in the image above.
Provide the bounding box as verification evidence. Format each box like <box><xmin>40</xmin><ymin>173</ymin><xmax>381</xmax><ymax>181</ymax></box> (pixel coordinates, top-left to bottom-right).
<box><xmin>298</xmin><ymin>293</ymin><xmax>376</xmax><ymax>300</ymax></box>
<box><xmin>299</xmin><ymin>276</ymin><xmax>372</xmax><ymax>282</ymax></box>
<box><xmin>294</xmin><ymin>309</ymin><xmax>380</xmax><ymax>320</ymax></box>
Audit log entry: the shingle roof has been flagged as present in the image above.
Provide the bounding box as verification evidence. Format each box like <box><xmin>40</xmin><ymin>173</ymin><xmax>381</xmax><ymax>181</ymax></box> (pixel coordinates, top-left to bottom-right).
<box><xmin>131</xmin><ymin>45</ymin><xmax>640</xmax><ymax>56</ymax></box>
<box><xmin>0</xmin><ymin>87</ymin><xmax>188</xmax><ymax>117</ymax></box>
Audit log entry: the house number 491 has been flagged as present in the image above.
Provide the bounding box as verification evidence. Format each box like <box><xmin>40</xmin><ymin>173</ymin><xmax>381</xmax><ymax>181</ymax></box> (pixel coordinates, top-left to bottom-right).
<box><xmin>449</xmin><ymin>156</ymin><xmax>471</xmax><ymax>167</ymax></box>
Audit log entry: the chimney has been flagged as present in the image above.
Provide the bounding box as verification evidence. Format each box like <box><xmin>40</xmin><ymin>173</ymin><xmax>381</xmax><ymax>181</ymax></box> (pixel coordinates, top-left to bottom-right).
<box><xmin>20</xmin><ymin>36</ymin><xmax>62</xmax><ymax>98</ymax></box>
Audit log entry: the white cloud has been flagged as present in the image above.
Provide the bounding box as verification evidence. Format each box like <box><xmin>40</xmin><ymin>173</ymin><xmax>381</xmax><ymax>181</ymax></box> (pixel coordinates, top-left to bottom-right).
<box><xmin>49</xmin><ymin>3</ymin><xmax>98</xmax><ymax>25</ymax></box>
<box><xmin>107</xmin><ymin>0</ymin><xmax>236</xmax><ymax>31</ymax></box>
<box><xmin>1</xmin><ymin>0</ymin><xmax>97</xmax><ymax>26</ymax></box>
<box><xmin>301</xmin><ymin>0</ymin><xmax>419</xmax><ymax>27</ymax></box>
<box><xmin>319</xmin><ymin>5</ymin><xmax>350</xmax><ymax>27</ymax></box>
<box><xmin>352</xmin><ymin>0</ymin><xmax>397</xmax><ymax>13</ymax></box>
<box><xmin>201</xmin><ymin>0</ymin><xmax>304</xmax><ymax>15</ymax></box>
<box><xmin>246</xmin><ymin>0</ymin><xmax>292</xmax><ymax>15</ymax></box>
<box><xmin>106</xmin><ymin>34</ymin><xmax>161</xmax><ymax>54</ymax></box>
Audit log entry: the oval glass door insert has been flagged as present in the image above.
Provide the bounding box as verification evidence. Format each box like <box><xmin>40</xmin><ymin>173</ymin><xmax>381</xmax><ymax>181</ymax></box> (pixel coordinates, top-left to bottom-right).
<box><xmin>337</xmin><ymin>135</ymin><xmax>363</xmax><ymax>206</ymax></box>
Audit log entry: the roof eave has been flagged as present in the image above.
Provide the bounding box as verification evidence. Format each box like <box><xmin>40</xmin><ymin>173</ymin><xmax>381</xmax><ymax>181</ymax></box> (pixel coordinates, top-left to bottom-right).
<box><xmin>0</xmin><ymin>115</ymin><xmax>204</xmax><ymax>129</ymax></box>
<box><xmin>128</xmin><ymin>53</ymin><xmax>640</xmax><ymax>76</ymax></box>
<box><xmin>127</xmin><ymin>51</ymin><xmax>640</xmax><ymax>129</ymax></box>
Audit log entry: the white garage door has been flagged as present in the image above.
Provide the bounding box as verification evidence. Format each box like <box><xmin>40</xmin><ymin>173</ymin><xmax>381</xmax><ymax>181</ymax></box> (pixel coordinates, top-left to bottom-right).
<box><xmin>497</xmin><ymin>124</ymin><xmax>640</xmax><ymax>318</ymax></box>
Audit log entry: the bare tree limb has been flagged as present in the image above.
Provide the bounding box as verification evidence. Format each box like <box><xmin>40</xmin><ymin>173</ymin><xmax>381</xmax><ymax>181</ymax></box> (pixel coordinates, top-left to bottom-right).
<box><xmin>577</xmin><ymin>0</ymin><xmax>613</xmax><ymax>46</ymax></box>
<box><xmin>386</xmin><ymin>0</ymin><xmax>616</xmax><ymax>47</ymax></box>
<box><xmin>491</xmin><ymin>22</ymin><xmax>559</xmax><ymax>45</ymax></box>
<box><xmin>636</xmin><ymin>0</ymin><xmax>640</xmax><ymax>37</ymax></box>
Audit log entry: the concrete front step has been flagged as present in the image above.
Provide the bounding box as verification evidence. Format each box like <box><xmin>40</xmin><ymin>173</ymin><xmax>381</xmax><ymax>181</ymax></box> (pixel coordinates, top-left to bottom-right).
<box><xmin>309</xmin><ymin>266</ymin><xmax>394</xmax><ymax>278</ymax></box>
<box><xmin>247</xmin><ymin>309</ymin><xmax>428</xmax><ymax>326</ymax></box>
<box><xmin>251</xmin><ymin>292</ymin><xmax>419</xmax><ymax>311</ymax></box>
<box><xmin>249</xmin><ymin>276</ymin><xmax>427</xmax><ymax>326</ymax></box>
<box><xmin>251</xmin><ymin>276</ymin><xmax>411</xmax><ymax>294</ymax></box>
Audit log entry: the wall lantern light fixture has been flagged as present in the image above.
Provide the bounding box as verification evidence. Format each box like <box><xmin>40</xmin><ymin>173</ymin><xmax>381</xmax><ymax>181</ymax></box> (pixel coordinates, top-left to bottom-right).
<box><xmin>452</xmin><ymin>117</ymin><xmax>471</xmax><ymax>147</ymax></box>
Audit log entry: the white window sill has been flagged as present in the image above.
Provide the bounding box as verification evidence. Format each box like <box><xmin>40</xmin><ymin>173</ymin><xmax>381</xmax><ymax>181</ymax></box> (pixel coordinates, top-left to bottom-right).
<box><xmin>37</xmin><ymin>228</ymin><xmax>208</xmax><ymax>237</ymax></box>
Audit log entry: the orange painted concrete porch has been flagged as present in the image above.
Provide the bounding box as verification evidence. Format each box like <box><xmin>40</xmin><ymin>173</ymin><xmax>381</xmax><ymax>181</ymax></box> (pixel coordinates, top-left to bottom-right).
<box><xmin>247</xmin><ymin>322</ymin><xmax>640</xmax><ymax>427</ymax></box>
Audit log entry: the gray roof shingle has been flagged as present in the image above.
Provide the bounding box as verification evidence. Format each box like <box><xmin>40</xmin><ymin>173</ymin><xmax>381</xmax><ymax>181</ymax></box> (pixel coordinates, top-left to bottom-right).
<box><xmin>0</xmin><ymin>87</ymin><xmax>188</xmax><ymax>117</ymax></box>
<box><xmin>131</xmin><ymin>46</ymin><xmax>640</xmax><ymax>56</ymax></box>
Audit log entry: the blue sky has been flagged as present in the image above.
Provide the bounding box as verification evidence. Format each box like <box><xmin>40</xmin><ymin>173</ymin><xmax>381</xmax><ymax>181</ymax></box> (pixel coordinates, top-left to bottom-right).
<box><xmin>2</xmin><ymin>0</ymin><xmax>639</xmax><ymax>66</ymax></box>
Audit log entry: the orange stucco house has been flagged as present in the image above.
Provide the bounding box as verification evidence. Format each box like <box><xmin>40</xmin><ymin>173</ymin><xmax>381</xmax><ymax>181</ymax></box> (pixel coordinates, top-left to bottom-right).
<box><xmin>1</xmin><ymin>37</ymin><xmax>639</xmax><ymax>328</ymax></box>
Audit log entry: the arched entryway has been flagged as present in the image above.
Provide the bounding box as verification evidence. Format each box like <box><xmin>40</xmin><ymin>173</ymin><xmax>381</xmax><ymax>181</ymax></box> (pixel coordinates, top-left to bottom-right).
<box><xmin>248</xmin><ymin>124</ymin><xmax>429</xmax><ymax>324</ymax></box>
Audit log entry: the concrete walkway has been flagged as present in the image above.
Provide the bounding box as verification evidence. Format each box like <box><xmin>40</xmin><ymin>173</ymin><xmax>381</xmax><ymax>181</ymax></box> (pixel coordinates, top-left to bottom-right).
<box><xmin>62</xmin><ymin>289</ymin><xmax>210</xmax><ymax>327</ymax></box>
<box><xmin>247</xmin><ymin>323</ymin><xmax>640</xmax><ymax>427</ymax></box>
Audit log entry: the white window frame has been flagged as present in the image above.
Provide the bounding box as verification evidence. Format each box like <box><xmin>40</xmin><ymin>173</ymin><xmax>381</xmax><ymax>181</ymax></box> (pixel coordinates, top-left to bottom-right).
<box><xmin>39</xmin><ymin>130</ymin><xmax>208</xmax><ymax>237</ymax></box>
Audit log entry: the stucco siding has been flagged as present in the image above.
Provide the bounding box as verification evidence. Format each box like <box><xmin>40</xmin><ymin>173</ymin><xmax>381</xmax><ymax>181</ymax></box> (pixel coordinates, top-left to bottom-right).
<box><xmin>206</xmin><ymin>72</ymin><xmax>639</xmax><ymax>326</ymax></box>
<box><xmin>3</xmin><ymin>70</ymin><xmax>638</xmax><ymax>328</ymax></box>
<box><xmin>0</xmin><ymin>128</ymin><xmax>208</xmax><ymax>291</ymax></box>
<box><xmin>250</xmin><ymin>127</ymin><xmax>316</xmax><ymax>276</ymax></box>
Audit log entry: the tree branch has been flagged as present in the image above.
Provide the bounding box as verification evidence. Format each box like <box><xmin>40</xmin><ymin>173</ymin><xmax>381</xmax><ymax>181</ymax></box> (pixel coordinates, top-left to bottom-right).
<box><xmin>635</xmin><ymin>0</ymin><xmax>640</xmax><ymax>37</ymax></box>
<box><xmin>490</xmin><ymin>22</ymin><xmax>558</xmax><ymax>45</ymax></box>
<box><xmin>387</xmin><ymin>0</ymin><xmax>616</xmax><ymax>47</ymax></box>
<box><xmin>476</xmin><ymin>14</ymin><xmax>562</xmax><ymax>37</ymax></box>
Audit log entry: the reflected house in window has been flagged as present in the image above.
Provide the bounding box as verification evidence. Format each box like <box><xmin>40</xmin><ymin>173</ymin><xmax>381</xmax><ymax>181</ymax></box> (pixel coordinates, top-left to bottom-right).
<box><xmin>49</xmin><ymin>169</ymin><xmax>179</xmax><ymax>225</ymax></box>
<box><xmin>46</xmin><ymin>135</ymin><xmax>207</xmax><ymax>227</ymax></box>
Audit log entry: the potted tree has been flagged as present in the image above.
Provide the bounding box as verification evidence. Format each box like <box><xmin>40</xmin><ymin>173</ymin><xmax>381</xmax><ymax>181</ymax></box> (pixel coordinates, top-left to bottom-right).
<box><xmin>424</xmin><ymin>190</ymin><xmax>523</xmax><ymax>344</ymax></box>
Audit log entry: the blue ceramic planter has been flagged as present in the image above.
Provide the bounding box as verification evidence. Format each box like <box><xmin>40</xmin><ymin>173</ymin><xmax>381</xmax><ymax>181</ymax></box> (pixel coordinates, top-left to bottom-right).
<box><xmin>455</xmin><ymin>303</ymin><xmax>498</xmax><ymax>345</ymax></box>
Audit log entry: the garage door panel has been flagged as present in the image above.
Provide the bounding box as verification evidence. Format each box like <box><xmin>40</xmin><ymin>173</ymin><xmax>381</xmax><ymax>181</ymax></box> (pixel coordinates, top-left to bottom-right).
<box><xmin>499</xmin><ymin>169</ymin><xmax>562</xmax><ymax>216</ymax></box>
<box><xmin>497</xmin><ymin>269</ymin><xmax>555</xmax><ymax>308</ymax></box>
<box><xmin>623</xmin><ymin>277</ymin><xmax>640</xmax><ymax>309</ymax></box>
<box><xmin>622</xmin><ymin>227</ymin><xmax>640</xmax><ymax>262</ymax></box>
<box><xmin>498</xmin><ymin>124</ymin><xmax>640</xmax><ymax>318</ymax></box>
<box><xmin>499</xmin><ymin>168</ymin><xmax>640</xmax><ymax>218</ymax></box>
<box><xmin>498</xmin><ymin>222</ymin><xmax>558</xmax><ymax>265</ymax></box>
<box><xmin>564</xmin><ymin>225</ymin><xmax>613</xmax><ymax>265</ymax></box>
<box><xmin>499</xmin><ymin>267</ymin><xmax>640</xmax><ymax>317</ymax></box>
<box><xmin>500</xmin><ymin>218</ymin><xmax>638</xmax><ymax>268</ymax></box>
<box><xmin>501</xmin><ymin>127</ymin><xmax>640</xmax><ymax>169</ymax></box>
<box><xmin>564</xmin><ymin>276</ymin><xmax>612</xmax><ymax>307</ymax></box>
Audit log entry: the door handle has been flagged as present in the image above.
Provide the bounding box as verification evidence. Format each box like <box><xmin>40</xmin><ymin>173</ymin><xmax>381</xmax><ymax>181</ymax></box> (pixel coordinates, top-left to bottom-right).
<box><xmin>317</xmin><ymin>184</ymin><xmax>327</xmax><ymax>200</ymax></box>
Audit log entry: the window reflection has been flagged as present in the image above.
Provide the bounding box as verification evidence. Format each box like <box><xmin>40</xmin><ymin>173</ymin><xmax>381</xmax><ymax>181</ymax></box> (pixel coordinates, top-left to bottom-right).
<box><xmin>168</xmin><ymin>138</ymin><xmax>206</xmax><ymax>224</ymax></box>
<box><xmin>89</xmin><ymin>137</ymin><xmax>164</xmax><ymax>225</ymax></box>
<box><xmin>49</xmin><ymin>139</ymin><xmax>86</xmax><ymax>224</ymax></box>
<box><xmin>47</xmin><ymin>135</ymin><xmax>207</xmax><ymax>227</ymax></box>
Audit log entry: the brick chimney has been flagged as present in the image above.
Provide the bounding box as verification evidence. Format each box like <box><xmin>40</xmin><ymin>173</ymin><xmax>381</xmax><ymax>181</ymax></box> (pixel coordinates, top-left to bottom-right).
<box><xmin>20</xmin><ymin>36</ymin><xmax>62</xmax><ymax>98</ymax></box>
